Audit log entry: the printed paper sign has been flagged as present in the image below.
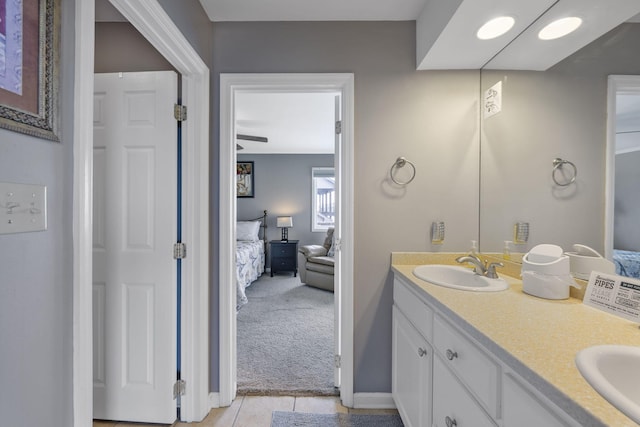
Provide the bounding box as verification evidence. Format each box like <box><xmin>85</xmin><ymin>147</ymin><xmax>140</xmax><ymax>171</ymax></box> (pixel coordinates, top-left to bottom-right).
<box><xmin>583</xmin><ymin>271</ymin><xmax>640</xmax><ymax>322</ymax></box>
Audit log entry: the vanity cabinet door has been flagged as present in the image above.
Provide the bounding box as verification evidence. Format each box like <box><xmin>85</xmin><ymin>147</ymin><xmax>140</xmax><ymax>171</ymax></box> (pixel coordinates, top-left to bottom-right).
<box><xmin>392</xmin><ymin>306</ymin><xmax>432</xmax><ymax>427</ymax></box>
<box><xmin>433</xmin><ymin>356</ymin><xmax>497</xmax><ymax>427</ymax></box>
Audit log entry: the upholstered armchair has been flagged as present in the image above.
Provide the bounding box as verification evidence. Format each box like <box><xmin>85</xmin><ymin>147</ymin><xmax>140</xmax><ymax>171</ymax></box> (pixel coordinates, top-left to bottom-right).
<box><xmin>298</xmin><ymin>228</ymin><xmax>335</xmax><ymax>292</ymax></box>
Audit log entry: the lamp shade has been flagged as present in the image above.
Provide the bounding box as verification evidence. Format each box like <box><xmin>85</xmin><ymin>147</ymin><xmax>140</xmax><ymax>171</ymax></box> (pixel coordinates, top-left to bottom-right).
<box><xmin>277</xmin><ymin>216</ymin><xmax>293</xmax><ymax>228</ymax></box>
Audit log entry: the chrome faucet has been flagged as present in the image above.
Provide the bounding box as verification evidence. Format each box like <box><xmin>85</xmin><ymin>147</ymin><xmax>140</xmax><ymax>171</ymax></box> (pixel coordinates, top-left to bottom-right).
<box><xmin>455</xmin><ymin>255</ymin><xmax>503</xmax><ymax>279</ymax></box>
<box><xmin>456</xmin><ymin>255</ymin><xmax>486</xmax><ymax>275</ymax></box>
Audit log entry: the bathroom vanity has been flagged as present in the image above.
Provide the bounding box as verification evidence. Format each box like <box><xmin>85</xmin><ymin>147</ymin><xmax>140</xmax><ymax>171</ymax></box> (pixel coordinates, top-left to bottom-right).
<box><xmin>391</xmin><ymin>253</ymin><xmax>640</xmax><ymax>427</ymax></box>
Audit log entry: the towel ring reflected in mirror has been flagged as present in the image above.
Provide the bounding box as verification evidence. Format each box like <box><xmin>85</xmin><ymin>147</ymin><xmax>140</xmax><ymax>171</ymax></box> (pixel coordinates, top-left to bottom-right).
<box><xmin>390</xmin><ymin>156</ymin><xmax>416</xmax><ymax>185</ymax></box>
<box><xmin>552</xmin><ymin>158</ymin><xmax>577</xmax><ymax>186</ymax></box>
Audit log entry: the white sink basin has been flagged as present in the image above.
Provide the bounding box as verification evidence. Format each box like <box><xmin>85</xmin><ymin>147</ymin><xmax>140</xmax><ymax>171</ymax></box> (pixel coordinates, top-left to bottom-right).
<box><xmin>575</xmin><ymin>345</ymin><xmax>640</xmax><ymax>423</ymax></box>
<box><xmin>413</xmin><ymin>265</ymin><xmax>508</xmax><ymax>292</ymax></box>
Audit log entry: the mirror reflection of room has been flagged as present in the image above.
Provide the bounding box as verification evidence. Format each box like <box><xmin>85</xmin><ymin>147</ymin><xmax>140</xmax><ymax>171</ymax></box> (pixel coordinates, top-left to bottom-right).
<box><xmin>479</xmin><ymin>21</ymin><xmax>640</xmax><ymax>278</ymax></box>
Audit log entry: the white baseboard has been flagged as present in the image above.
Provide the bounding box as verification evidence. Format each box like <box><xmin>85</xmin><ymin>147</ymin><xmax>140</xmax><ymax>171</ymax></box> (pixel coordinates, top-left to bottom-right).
<box><xmin>352</xmin><ymin>392</ymin><xmax>396</xmax><ymax>409</ymax></box>
<box><xmin>209</xmin><ymin>392</ymin><xmax>220</xmax><ymax>409</ymax></box>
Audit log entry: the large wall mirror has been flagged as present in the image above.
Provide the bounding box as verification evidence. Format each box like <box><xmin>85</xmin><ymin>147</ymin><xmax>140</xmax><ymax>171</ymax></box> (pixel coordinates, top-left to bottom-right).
<box><xmin>478</xmin><ymin>22</ymin><xmax>640</xmax><ymax>278</ymax></box>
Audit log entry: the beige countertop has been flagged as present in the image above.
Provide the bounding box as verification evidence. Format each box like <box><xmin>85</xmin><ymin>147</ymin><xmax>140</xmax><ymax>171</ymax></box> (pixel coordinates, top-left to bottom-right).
<box><xmin>391</xmin><ymin>252</ymin><xmax>640</xmax><ymax>427</ymax></box>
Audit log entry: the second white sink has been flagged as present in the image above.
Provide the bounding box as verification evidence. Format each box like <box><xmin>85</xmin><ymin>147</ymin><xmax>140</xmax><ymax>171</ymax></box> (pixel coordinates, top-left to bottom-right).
<box><xmin>576</xmin><ymin>345</ymin><xmax>640</xmax><ymax>424</ymax></box>
<box><xmin>413</xmin><ymin>264</ymin><xmax>508</xmax><ymax>292</ymax></box>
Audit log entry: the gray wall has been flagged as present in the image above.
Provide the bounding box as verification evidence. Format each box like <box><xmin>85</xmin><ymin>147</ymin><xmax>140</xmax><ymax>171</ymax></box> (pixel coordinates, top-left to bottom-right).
<box><xmin>480</xmin><ymin>24</ymin><xmax>640</xmax><ymax>254</ymax></box>
<box><xmin>237</xmin><ymin>154</ymin><xmax>334</xmax><ymax>247</ymax></box>
<box><xmin>614</xmin><ymin>151</ymin><xmax>640</xmax><ymax>251</ymax></box>
<box><xmin>213</xmin><ymin>22</ymin><xmax>480</xmax><ymax>393</ymax></box>
<box><xmin>0</xmin><ymin>0</ymin><xmax>76</xmax><ymax>425</ymax></box>
<box><xmin>95</xmin><ymin>22</ymin><xmax>174</xmax><ymax>72</ymax></box>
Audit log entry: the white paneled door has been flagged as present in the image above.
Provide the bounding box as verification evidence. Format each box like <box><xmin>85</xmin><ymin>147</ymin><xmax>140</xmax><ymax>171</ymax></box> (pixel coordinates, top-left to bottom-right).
<box><xmin>93</xmin><ymin>71</ymin><xmax>178</xmax><ymax>423</ymax></box>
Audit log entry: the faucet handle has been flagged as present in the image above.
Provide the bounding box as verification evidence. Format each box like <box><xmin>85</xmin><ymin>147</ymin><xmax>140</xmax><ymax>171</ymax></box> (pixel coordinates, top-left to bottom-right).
<box><xmin>485</xmin><ymin>262</ymin><xmax>504</xmax><ymax>279</ymax></box>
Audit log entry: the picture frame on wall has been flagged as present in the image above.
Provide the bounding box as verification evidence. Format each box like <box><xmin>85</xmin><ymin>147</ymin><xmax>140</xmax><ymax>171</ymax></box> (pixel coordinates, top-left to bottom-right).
<box><xmin>0</xmin><ymin>0</ymin><xmax>60</xmax><ymax>141</ymax></box>
<box><xmin>237</xmin><ymin>161</ymin><xmax>255</xmax><ymax>198</ymax></box>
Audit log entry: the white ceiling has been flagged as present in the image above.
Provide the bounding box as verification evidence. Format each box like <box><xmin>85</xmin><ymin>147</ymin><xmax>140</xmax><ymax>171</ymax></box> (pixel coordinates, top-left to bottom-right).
<box><xmin>198</xmin><ymin>0</ymin><xmax>427</xmax><ymax>22</ymax></box>
<box><xmin>235</xmin><ymin>92</ymin><xmax>338</xmax><ymax>154</ymax></box>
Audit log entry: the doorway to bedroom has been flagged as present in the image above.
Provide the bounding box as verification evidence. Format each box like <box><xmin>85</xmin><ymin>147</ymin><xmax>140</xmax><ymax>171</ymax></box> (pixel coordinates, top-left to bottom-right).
<box><xmin>219</xmin><ymin>73</ymin><xmax>355</xmax><ymax>406</ymax></box>
<box><xmin>234</xmin><ymin>91</ymin><xmax>337</xmax><ymax>395</ymax></box>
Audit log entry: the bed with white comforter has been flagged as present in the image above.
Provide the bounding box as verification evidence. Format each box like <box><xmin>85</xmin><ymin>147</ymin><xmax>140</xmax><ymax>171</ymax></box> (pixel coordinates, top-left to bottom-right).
<box><xmin>236</xmin><ymin>216</ymin><xmax>267</xmax><ymax>309</ymax></box>
<box><xmin>236</xmin><ymin>240</ymin><xmax>265</xmax><ymax>309</ymax></box>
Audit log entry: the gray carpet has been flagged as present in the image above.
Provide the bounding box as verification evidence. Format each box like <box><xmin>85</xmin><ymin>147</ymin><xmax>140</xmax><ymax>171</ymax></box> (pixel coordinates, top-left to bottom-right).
<box><xmin>237</xmin><ymin>274</ymin><xmax>337</xmax><ymax>396</ymax></box>
<box><xmin>271</xmin><ymin>412</ymin><xmax>404</xmax><ymax>427</ymax></box>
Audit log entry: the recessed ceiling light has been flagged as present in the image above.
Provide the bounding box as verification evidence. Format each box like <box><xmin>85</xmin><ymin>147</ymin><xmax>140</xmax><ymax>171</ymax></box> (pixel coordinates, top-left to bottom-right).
<box><xmin>476</xmin><ymin>16</ymin><xmax>515</xmax><ymax>40</ymax></box>
<box><xmin>538</xmin><ymin>17</ymin><xmax>583</xmax><ymax>40</ymax></box>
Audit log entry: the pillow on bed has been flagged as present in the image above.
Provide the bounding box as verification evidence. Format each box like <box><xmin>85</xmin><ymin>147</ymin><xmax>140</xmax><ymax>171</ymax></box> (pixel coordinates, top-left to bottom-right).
<box><xmin>237</xmin><ymin>221</ymin><xmax>261</xmax><ymax>241</ymax></box>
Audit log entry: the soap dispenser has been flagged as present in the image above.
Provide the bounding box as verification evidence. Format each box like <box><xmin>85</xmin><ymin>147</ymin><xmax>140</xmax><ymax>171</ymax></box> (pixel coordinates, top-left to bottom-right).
<box><xmin>503</xmin><ymin>241</ymin><xmax>512</xmax><ymax>261</ymax></box>
<box><xmin>470</xmin><ymin>240</ymin><xmax>478</xmax><ymax>256</ymax></box>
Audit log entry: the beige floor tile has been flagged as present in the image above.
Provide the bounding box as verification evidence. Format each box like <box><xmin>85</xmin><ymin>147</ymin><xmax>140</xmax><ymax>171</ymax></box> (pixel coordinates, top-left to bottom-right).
<box><xmin>175</xmin><ymin>397</ymin><xmax>243</xmax><ymax>427</ymax></box>
<box><xmin>93</xmin><ymin>421</ymin><xmax>117</xmax><ymax>427</ymax></box>
<box><xmin>233</xmin><ymin>396</ymin><xmax>295</xmax><ymax>427</ymax></box>
<box><xmin>293</xmin><ymin>396</ymin><xmax>348</xmax><ymax>414</ymax></box>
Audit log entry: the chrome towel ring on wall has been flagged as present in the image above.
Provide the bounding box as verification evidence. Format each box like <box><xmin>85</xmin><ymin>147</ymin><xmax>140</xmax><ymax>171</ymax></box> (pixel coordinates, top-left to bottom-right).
<box><xmin>552</xmin><ymin>158</ymin><xmax>577</xmax><ymax>186</ymax></box>
<box><xmin>390</xmin><ymin>157</ymin><xmax>416</xmax><ymax>185</ymax></box>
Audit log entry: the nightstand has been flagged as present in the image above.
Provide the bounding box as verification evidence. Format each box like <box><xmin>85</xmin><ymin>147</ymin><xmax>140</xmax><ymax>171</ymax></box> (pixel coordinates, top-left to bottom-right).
<box><xmin>269</xmin><ymin>240</ymin><xmax>299</xmax><ymax>277</ymax></box>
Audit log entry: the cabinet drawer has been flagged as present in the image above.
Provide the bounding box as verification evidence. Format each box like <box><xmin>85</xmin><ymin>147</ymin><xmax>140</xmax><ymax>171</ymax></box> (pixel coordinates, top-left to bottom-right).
<box><xmin>434</xmin><ymin>314</ymin><xmax>500</xmax><ymax>417</ymax></box>
<box><xmin>433</xmin><ymin>356</ymin><xmax>497</xmax><ymax>427</ymax></box>
<box><xmin>273</xmin><ymin>258</ymin><xmax>295</xmax><ymax>268</ymax></box>
<box><xmin>503</xmin><ymin>373</ymin><xmax>576</xmax><ymax>427</ymax></box>
<box><xmin>393</xmin><ymin>277</ymin><xmax>433</xmax><ymax>341</ymax></box>
<box><xmin>272</xmin><ymin>244</ymin><xmax>296</xmax><ymax>256</ymax></box>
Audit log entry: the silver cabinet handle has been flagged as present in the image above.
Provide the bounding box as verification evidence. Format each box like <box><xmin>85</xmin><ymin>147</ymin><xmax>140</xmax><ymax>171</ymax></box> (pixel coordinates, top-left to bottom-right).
<box><xmin>446</xmin><ymin>349</ymin><xmax>458</xmax><ymax>360</ymax></box>
<box><xmin>445</xmin><ymin>416</ymin><xmax>457</xmax><ymax>427</ymax></box>
<box><xmin>417</xmin><ymin>347</ymin><xmax>427</xmax><ymax>357</ymax></box>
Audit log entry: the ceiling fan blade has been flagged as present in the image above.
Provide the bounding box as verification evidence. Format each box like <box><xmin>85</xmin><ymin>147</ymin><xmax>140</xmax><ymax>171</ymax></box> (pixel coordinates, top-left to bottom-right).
<box><xmin>236</xmin><ymin>134</ymin><xmax>268</xmax><ymax>143</ymax></box>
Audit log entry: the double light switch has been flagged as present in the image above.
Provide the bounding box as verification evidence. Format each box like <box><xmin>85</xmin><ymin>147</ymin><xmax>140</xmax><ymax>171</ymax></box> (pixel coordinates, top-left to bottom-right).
<box><xmin>0</xmin><ymin>182</ymin><xmax>47</xmax><ymax>234</ymax></box>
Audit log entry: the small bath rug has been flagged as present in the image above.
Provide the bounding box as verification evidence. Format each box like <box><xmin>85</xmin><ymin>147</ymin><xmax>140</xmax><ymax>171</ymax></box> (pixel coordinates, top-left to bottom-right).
<box><xmin>271</xmin><ymin>411</ymin><xmax>404</xmax><ymax>427</ymax></box>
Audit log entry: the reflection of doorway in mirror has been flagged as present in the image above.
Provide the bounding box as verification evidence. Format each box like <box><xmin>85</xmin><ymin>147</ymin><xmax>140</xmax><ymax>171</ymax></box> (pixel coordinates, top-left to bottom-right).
<box><xmin>606</xmin><ymin>76</ymin><xmax>640</xmax><ymax>279</ymax></box>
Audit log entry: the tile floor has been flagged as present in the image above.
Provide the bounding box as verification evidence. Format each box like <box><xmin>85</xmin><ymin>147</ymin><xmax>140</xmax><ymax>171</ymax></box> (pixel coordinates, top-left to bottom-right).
<box><xmin>93</xmin><ymin>395</ymin><xmax>399</xmax><ymax>427</ymax></box>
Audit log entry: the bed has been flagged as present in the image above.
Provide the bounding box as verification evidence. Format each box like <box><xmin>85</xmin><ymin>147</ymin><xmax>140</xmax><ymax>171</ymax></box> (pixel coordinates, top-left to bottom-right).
<box><xmin>236</xmin><ymin>210</ymin><xmax>267</xmax><ymax>309</ymax></box>
<box><xmin>613</xmin><ymin>249</ymin><xmax>640</xmax><ymax>279</ymax></box>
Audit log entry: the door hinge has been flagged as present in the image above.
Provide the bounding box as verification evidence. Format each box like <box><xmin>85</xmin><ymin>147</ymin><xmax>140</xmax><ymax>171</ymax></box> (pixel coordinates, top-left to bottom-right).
<box><xmin>173</xmin><ymin>379</ymin><xmax>186</xmax><ymax>399</ymax></box>
<box><xmin>335</xmin><ymin>120</ymin><xmax>342</xmax><ymax>135</ymax></box>
<box><xmin>174</xmin><ymin>104</ymin><xmax>187</xmax><ymax>122</ymax></box>
<box><xmin>334</xmin><ymin>354</ymin><xmax>341</xmax><ymax>368</ymax></box>
<box><xmin>174</xmin><ymin>242</ymin><xmax>187</xmax><ymax>259</ymax></box>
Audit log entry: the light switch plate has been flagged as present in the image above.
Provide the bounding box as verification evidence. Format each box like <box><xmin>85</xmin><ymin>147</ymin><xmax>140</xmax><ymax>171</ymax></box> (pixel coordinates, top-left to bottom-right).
<box><xmin>0</xmin><ymin>182</ymin><xmax>47</xmax><ymax>234</ymax></box>
<box><xmin>484</xmin><ymin>81</ymin><xmax>502</xmax><ymax>118</ymax></box>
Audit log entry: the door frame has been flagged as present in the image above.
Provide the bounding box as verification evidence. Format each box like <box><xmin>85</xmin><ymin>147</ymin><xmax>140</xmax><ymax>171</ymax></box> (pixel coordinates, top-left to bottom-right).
<box><xmin>604</xmin><ymin>75</ymin><xmax>640</xmax><ymax>259</ymax></box>
<box><xmin>219</xmin><ymin>73</ymin><xmax>355</xmax><ymax>407</ymax></box>
<box><xmin>73</xmin><ymin>1</ymin><xmax>210</xmax><ymax>425</ymax></box>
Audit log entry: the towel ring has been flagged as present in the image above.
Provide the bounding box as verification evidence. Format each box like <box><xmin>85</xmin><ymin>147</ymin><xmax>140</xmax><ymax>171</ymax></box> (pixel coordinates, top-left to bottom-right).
<box><xmin>552</xmin><ymin>158</ymin><xmax>577</xmax><ymax>186</ymax></box>
<box><xmin>390</xmin><ymin>157</ymin><xmax>416</xmax><ymax>185</ymax></box>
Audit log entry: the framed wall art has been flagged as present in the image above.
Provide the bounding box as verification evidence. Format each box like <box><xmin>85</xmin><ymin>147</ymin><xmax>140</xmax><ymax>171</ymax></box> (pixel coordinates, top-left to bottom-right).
<box><xmin>0</xmin><ymin>0</ymin><xmax>60</xmax><ymax>141</ymax></box>
<box><xmin>237</xmin><ymin>161</ymin><xmax>254</xmax><ymax>198</ymax></box>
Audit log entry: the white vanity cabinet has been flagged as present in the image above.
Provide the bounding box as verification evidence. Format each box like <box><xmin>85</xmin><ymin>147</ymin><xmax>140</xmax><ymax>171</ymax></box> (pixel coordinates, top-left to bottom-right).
<box><xmin>392</xmin><ymin>307</ymin><xmax>432</xmax><ymax>427</ymax></box>
<box><xmin>392</xmin><ymin>274</ymin><xmax>583</xmax><ymax>427</ymax></box>
<box><xmin>392</xmin><ymin>277</ymin><xmax>434</xmax><ymax>427</ymax></box>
